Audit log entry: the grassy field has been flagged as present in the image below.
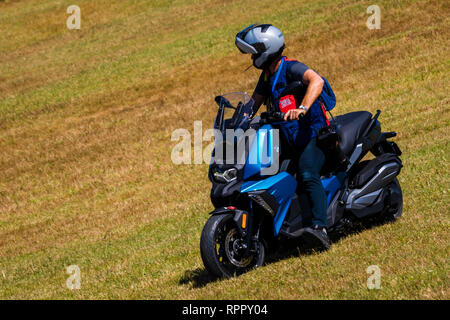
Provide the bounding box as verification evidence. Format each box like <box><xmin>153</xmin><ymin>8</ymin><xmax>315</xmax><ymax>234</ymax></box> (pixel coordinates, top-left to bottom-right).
<box><xmin>0</xmin><ymin>0</ymin><xmax>448</xmax><ymax>299</ymax></box>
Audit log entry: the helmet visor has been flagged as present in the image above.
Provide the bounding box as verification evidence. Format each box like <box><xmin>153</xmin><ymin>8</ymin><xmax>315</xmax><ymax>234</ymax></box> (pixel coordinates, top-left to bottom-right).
<box><xmin>235</xmin><ymin>37</ymin><xmax>258</xmax><ymax>54</ymax></box>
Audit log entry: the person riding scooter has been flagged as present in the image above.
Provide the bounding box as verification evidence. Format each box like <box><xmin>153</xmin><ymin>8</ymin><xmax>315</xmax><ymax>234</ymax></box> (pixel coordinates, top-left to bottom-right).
<box><xmin>235</xmin><ymin>24</ymin><xmax>332</xmax><ymax>250</ymax></box>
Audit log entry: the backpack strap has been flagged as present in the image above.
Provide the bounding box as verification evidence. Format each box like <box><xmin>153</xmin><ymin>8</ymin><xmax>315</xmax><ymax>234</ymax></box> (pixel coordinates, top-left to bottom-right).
<box><xmin>271</xmin><ymin>57</ymin><xmax>285</xmax><ymax>93</ymax></box>
<box><xmin>319</xmin><ymin>101</ymin><xmax>330</xmax><ymax>126</ymax></box>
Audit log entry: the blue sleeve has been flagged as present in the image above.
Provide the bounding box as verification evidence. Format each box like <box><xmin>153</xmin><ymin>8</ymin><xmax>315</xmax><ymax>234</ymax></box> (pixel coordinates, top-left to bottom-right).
<box><xmin>287</xmin><ymin>61</ymin><xmax>310</xmax><ymax>83</ymax></box>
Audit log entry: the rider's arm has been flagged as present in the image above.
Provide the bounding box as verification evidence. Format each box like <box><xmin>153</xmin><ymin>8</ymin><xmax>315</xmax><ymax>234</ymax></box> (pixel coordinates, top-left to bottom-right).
<box><xmin>300</xmin><ymin>69</ymin><xmax>324</xmax><ymax>109</ymax></box>
<box><xmin>250</xmin><ymin>71</ymin><xmax>269</xmax><ymax>117</ymax></box>
<box><xmin>284</xmin><ymin>63</ymin><xmax>324</xmax><ymax>121</ymax></box>
<box><xmin>250</xmin><ymin>92</ymin><xmax>265</xmax><ymax>116</ymax></box>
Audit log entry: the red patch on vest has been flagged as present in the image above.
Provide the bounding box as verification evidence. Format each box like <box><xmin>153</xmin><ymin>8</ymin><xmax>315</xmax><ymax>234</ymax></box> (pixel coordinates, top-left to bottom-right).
<box><xmin>279</xmin><ymin>95</ymin><xmax>297</xmax><ymax>113</ymax></box>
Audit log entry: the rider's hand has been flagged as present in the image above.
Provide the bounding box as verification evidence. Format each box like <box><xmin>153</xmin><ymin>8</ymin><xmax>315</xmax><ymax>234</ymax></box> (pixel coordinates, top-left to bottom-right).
<box><xmin>283</xmin><ymin>108</ymin><xmax>306</xmax><ymax>121</ymax></box>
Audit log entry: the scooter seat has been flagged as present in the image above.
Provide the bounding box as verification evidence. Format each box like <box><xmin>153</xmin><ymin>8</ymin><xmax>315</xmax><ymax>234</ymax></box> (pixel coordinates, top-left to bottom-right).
<box><xmin>331</xmin><ymin>111</ymin><xmax>372</xmax><ymax>155</ymax></box>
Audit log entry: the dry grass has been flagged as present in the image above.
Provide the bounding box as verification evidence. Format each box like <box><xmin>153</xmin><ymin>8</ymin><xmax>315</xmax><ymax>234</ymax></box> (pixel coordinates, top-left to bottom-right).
<box><xmin>0</xmin><ymin>0</ymin><xmax>449</xmax><ymax>299</ymax></box>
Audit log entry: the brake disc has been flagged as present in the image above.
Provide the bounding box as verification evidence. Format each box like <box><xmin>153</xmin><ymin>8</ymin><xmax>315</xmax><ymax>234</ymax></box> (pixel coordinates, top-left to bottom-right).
<box><xmin>224</xmin><ymin>228</ymin><xmax>253</xmax><ymax>268</ymax></box>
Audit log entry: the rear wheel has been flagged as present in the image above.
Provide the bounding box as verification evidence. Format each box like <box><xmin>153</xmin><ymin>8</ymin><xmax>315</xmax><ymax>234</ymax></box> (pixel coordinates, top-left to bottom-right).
<box><xmin>200</xmin><ymin>214</ymin><xmax>265</xmax><ymax>278</ymax></box>
<box><xmin>383</xmin><ymin>177</ymin><xmax>403</xmax><ymax>221</ymax></box>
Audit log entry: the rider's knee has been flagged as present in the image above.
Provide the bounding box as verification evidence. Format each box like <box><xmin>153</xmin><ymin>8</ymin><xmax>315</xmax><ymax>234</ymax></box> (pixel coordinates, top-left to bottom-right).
<box><xmin>299</xmin><ymin>170</ymin><xmax>320</xmax><ymax>183</ymax></box>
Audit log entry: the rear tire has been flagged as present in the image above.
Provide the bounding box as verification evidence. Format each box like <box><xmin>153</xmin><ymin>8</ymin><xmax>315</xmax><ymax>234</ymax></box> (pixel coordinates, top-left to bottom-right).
<box><xmin>383</xmin><ymin>177</ymin><xmax>403</xmax><ymax>221</ymax></box>
<box><xmin>200</xmin><ymin>214</ymin><xmax>265</xmax><ymax>278</ymax></box>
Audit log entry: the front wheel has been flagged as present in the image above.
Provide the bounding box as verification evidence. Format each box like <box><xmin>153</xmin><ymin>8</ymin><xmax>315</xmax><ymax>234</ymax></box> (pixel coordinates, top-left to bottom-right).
<box><xmin>200</xmin><ymin>213</ymin><xmax>265</xmax><ymax>278</ymax></box>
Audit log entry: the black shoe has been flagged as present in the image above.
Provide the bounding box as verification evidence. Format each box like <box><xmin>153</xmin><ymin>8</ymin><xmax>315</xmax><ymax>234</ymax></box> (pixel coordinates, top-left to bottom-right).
<box><xmin>302</xmin><ymin>225</ymin><xmax>330</xmax><ymax>251</ymax></box>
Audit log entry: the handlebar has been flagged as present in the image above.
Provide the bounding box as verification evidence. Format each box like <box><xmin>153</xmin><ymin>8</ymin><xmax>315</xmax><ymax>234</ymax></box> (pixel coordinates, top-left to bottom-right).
<box><xmin>259</xmin><ymin>110</ymin><xmax>304</xmax><ymax>124</ymax></box>
<box><xmin>260</xmin><ymin>111</ymin><xmax>285</xmax><ymax>122</ymax></box>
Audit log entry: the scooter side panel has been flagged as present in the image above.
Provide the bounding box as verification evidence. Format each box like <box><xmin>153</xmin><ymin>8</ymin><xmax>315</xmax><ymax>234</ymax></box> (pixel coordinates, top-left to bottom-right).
<box><xmin>321</xmin><ymin>175</ymin><xmax>343</xmax><ymax>206</ymax></box>
<box><xmin>241</xmin><ymin>172</ymin><xmax>297</xmax><ymax>236</ymax></box>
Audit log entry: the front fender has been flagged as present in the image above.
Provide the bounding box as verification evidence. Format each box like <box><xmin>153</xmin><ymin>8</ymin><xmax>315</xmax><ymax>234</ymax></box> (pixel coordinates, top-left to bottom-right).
<box><xmin>209</xmin><ymin>207</ymin><xmax>249</xmax><ymax>237</ymax></box>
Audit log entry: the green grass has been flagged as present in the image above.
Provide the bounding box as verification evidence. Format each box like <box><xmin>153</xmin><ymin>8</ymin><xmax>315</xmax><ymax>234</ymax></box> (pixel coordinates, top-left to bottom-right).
<box><xmin>0</xmin><ymin>0</ymin><xmax>449</xmax><ymax>299</ymax></box>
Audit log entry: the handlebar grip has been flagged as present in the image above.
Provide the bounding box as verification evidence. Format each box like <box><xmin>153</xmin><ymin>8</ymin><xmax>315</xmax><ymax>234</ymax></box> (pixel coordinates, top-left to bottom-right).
<box><xmin>273</xmin><ymin>111</ymin><xmax>285</xmax><ymax>120</ymax></box>
<box><xmin>261</xmin><ymin>111</ymin><xmax>307</xmax><ymax>123</ymax></box>
<box><xmin>261</xmin><ymin>111</ymin><xmax>284</xmax><ymax>121</ymax></box>
<box><xmin>280</xmin><ymin>110</ymin><xmax>304</xmax><ymax>121</ymax></box>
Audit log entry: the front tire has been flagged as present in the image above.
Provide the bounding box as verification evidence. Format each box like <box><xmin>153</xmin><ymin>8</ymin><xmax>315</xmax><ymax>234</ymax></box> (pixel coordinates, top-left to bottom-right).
<box><xmin>200</xmin><ymin>213</ymin><xmax>265</xmax><ymax>278</ymax></box>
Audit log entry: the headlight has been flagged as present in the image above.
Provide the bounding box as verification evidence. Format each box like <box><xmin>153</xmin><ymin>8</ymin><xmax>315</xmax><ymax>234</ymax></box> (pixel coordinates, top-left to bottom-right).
<box><xmin>213</xmin><ymin>167</ymin><xmax>238</xmax><ymax>183</ymax></box>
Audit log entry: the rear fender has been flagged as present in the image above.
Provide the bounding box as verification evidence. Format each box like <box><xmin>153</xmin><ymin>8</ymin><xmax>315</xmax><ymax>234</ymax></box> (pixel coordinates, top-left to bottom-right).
<box><xmin>371</xmin><ymin>132</ymin><xmax>402</xmax><ymax>156</ymax></box>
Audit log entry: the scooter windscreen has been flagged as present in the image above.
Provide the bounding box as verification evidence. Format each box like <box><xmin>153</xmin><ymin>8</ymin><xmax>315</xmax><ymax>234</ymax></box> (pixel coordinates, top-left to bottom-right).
<box><xmin>213</xmin><ymin>92</ymin><xmax>254</xmax><ymax>133</ymax></box>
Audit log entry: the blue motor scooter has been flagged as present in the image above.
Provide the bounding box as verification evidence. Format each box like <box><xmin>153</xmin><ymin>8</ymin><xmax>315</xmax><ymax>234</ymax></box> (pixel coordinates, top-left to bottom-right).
<box><xmin>200</xmin><ymin>91</ymin><xmax>403</xmax><ymax>278</ymax></box>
